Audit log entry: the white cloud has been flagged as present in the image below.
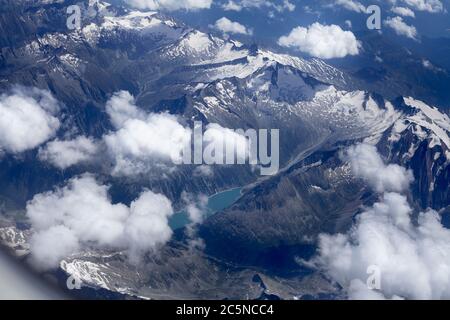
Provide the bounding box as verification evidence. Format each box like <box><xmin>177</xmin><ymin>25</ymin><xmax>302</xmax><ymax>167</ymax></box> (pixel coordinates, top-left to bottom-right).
<box><xmin>221</xmin><ymin>0</ymin><xmax>295</xmax><ymax>12</ymax></box>
<box><xmin>317</xmin><ymin>144</ymin><xmax>450</xmax><ymax>300</ymax></box>
<box><xmin>384</xmin><ymin>16</ymin><xmax>418</xmax><ymax>40</ymax></box>
<box><xmin>123</xmin><ymin>190</ymin><xmax>174</xmax><ymax>262</ymax></box>
<box><xmin>38</xmin><ymin>136</ymin><xmax>99</xmax><ymax>169</ymax></box>
<box><xmin>30</xmin><ymin>226</ymin><xmax>80</xmax><ymax>271</ymax></box>
<box><xmin>222</xmin><ymin>0</ymin><xmax>243</xmax><ymax>11</ymax></box>
<box><xmin>278</xmin><ymin>23</ymin><xmax>361</xmax><ymax>59</ymax></box>
<box><xmin>0</xmin><ymin>87</ymin><xmax>60</xmax><ymax>154</ymax></box>
<box><xmin>37</xmin><ymin>91</ymin><xmax>250</xmax><ymax>175</ymax></box>
<box><xmin>182</xmin><ymin>192</ymin><xmax>209</xmax><ymax>225</ymax></box>
<box><xmin>402</xmin><ymin>0</ymin><xmax>444</xmax><ymax>13</ymax></box>
<box><xmin>334</xmin><ymin>0</ymin><xmax>366</xmax><ymax>13</ymax></box>
<box><xmin>203</xmin><ymin>123</ymin><xmax>250</xmax><ymax>164</ymax></box>
<box><xmin>391</xmin><ymin>6</ymin><xmax>416</xmax><ymax>17</ymax></box>
<box><xmin>104</xmin><ymin>113</ymin><xmax>191</xmax><ymax>176</ymax></box>
<box><xmin>422</xmin><ymin>59</ymin><xmax>444</xmax><ymax>72</ymax></box>
<box><xmin>213</xmin><ymin>17</ymin><xmax>252</xmax><ymax>35</ymax></box>
<box><xmin>105</xmin><ymin>91</ymin><xmax>146</xmax><ymax>129</ymax></box>
<box><xmin>282</xmin><ymin>0</ymin><xmax>296</xmax><ymax>12</ymax></box>
<box><xmin>124</xmin><ymin>0</ymin><xmax>213</xmax><ymax>11</ymax></box>
<box><xmin>103</xmin><ymin>91</ymin><xmax>191</xmax><ymax>176</ymax></box>
<box><xmin>346</xmin><ymin>279</ymin><xmax>393</xmax><ymax>300</ymax></box>
<box><xmin>36</xmin><ymin>91</ymin><xmax>191</xmax><ymax>174</ymax></box>
<box><xmin>343</xmin><ymin>144</ymin><xmax>413</xmax><ymax>193</ymax></box>
<box><xmin>318</xmin><ymin>192</ymin><xmax>450</xmax><ymax>300</ymax></box>
<box><xmin>27</xmin><ymin>175</ymin><xmax>174</xmax><ymax>270</ymax></box>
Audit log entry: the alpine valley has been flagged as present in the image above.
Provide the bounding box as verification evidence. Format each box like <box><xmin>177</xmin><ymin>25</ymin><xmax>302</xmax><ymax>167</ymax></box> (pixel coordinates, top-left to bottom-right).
<box><xmin>0</xmin><ymin>0</ymin><xmax>449</xmax><ymax>300</ymax></box>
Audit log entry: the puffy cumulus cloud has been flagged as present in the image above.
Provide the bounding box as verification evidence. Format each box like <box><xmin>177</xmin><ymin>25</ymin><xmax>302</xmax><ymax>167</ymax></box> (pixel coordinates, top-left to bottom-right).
<box><xmin>104</xmin><ymin>114</ymin><xmax>191</xmax><ymax>176</ymax></box>
<box><xmin>343</xmin><ymin>144</ymin><xmax>413</xmax><ymax>193</ymax></box>
<box><xmin>213</xmin><ymin>17</ymin><xmax>252</xmax><ymax>35</ymax></box>
<box><xmin>0</xmin><ymin>87</ymin><xmax>60</xmax><ymax>154</ymax></box>
<box><xmin>103</xmin><ymin>91</ymin><xmax>191</xmax><ymax>176</ymax></box>
<box><xmin>391</xmin><ymin>6</ymin><xmax>416</xmax><ymax>17</ymax></box>
<box><xmin>221</xmin><ymin>0</ymin><xmax>295</xmax><ymax>12</ymax></box>
<box><xmin>104</xmin><ymin>92</ymin><xmax>250</xmax><ymax>174</ymax></box>
<box><xmin>317</xmin><ymin>144</ymin><xmax>450</xmax><ymax>299</ymax></box>
<box><xmin>38</xmin><ymin>91</ymin><xmax>250</xmax><ymax>176</ymax></box>
<box><xmin>37</xmin><ymin>91</ymin><xmax>191</xmax><ymax>174</ymax></box>
<box><xmin>123</xmin><ymin>190</ymin><xmax>174</xmax><ymax>262</ymax></box>
<box><xmin>124</xmin><ymin>0</ymin><xmax>212</xmax><ymax>11</ymax></box>
<box><xmin>105</xmin><ymin>91</ymin><xmax>146</xmax><ymax>129</ymax></box>
<box><xmin>402</xmin><ymin>0</ymin><xmax>444</xmax><ymax>13</ymax></box>
<box><xmin>346</xmin><ymin>279</ymin><xmax>392</xmax><ymax>300</ymax></box>
<box><xmin>30</xmin><ymin>226</ymin><xmax>79</xmax><ymax>271</ymax></box>
<box><xmin>38</xmin><ymin>136</ymin><xmax>99</xmax><ymax>169</ymax></box>
<box><xmin>318</xmin><ymin>192</ymin><xmax>450</xmax><ymax>300</ymax></box>
<box><xmin>203</xmin><ymin>123</ymin><xmax>250</xmax><ymax>165</ymax></box>
<box><xmin>384</xmin><ymin>16</ymin><xmax>418</xmax><ymax>40</ymax></box>
<box><xmin>27</xmin><ymin>175</ymin><xmax>174</xmax><ymax>270</ymax></box>
<box><xmin>334</xmin><ymin>0</ymin><xmax>366</xmax><ymax>13</ymax></box>
<box><xmin>278</xmin><ymin>23</ymin><xmax>361</xmax><ymax>59</ymax></box>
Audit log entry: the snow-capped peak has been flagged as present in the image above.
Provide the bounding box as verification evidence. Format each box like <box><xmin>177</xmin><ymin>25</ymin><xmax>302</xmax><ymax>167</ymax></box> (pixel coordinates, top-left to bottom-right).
<box><xmin>387</xmin><ymin>97</ymin><xmax>450</xmax><ymax>162</ymax></box>
<box><xmin>403</xmin><ymin>97</ymin><xmax>450</xmax><ymax>150</ymax></box>
<box><xmin>101</xmin><ymin>11</ymin><xmax>159</xmax><ymax>30</ymax></box>
<box><xmin>77</xmin><ymin>9</ymin><xmax>187</xmax><ymax>46</ymax></box>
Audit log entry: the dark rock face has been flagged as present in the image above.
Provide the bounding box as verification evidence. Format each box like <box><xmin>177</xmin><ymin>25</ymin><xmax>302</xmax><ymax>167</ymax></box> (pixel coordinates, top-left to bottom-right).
<box><xmin>377</xmin><ymin>98</ymin><xmax>450</xmax><ymax>210</ymax></box>
<box><xmin>199</xmin><ymin>148</ymin><xmax>372</xmax><ymax>267</ymax></box>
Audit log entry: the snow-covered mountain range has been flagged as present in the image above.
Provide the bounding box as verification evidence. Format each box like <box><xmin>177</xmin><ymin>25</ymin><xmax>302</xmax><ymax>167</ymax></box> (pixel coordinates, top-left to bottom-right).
<box><xmin>0</xmin><ymin>0</ymin><xmax>449</xmax><ymax>300</ymax></box>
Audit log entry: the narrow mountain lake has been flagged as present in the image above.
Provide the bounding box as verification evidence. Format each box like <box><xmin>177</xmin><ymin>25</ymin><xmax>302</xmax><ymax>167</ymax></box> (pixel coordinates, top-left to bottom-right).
<box><xmin>169</xmin><ymin>188</ymin><xmax>242</xmax><ymax>230</ymax></box>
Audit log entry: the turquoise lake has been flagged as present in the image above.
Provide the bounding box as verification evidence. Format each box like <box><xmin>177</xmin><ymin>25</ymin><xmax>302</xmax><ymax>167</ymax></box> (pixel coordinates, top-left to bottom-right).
<box><xmin>169</xmin><ymin>188</ymin><xmax>242</xmax><ymax>230</ymax></box>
